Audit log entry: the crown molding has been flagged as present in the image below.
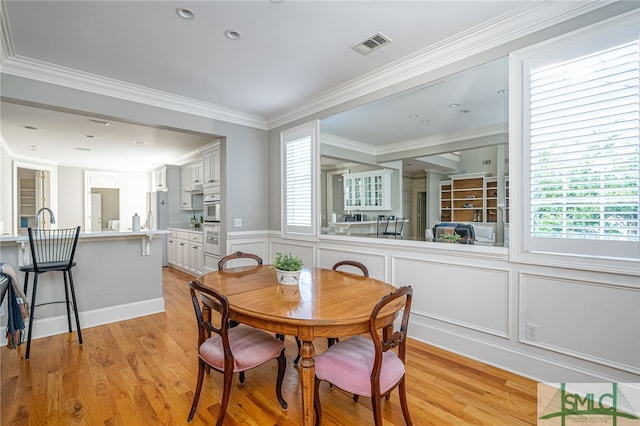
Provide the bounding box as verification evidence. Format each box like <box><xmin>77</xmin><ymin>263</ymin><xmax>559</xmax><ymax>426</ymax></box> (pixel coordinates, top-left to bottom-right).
<box><xmin>322</xmin><ymin>124</ymin><xmax>507</xmax><ymax>158</ymax></box>
<box><xmin>0</xmin><ymin>1</ymin><xmax>613</xmax><ymax>133</ymax></box>
<box><xmin>266</xmin><ymin>1</ymin><xmax>613</xmax><ymax>129</ymax></box>
<box><xmin>0</xmin><ymin>54</ymin><xmax>268</xmax><ymax>130</ymax></box>
<box><xmin>321</xmin><ymin>133</ymin><xmax>373</xmax><ymax>154</ymax></box>
<box><xmin>377</xmin><ymin>125</ymin><xmax>508</xmax><ymax>156</ymax></box>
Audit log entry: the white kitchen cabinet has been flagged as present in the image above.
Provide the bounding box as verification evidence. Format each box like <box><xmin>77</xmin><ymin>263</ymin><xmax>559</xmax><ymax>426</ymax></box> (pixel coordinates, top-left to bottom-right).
<box><xmin>181</xmin><ymin>160</ymin><xmax>204</xmax><ymax>210</ymax></box>
<box><xmin>182</xmin><ymin>161</ymin><xmax>203</xmax><ymax>187</ymax></box>
<box><xmin>343</xmin><ymin>169</ymin><xmax>391</xmax><ymax>210</ymax></box>
<box><xmin>191</xmin><ymin>162</ymin><xmax>203</xmax><ymax>185</ymax></box>
<box><xmin>202</xmin><ymin>143</ymin><xmax>221</xmax><ymax>191</ymax></box>
<box><xmin>168</xmin><ymin>229</ymin><xmax>203</xmax><ymax>276</ymax></box>
<box><xmin>187</xmin><ymin>241</ymin><xmax>203</xmax><ymax>275</ymax></box>
<box><xmin>153</xmin><ymin>166</ymin><xmax>167</xmax><ymax>191</ymax></box>
<box><xmin>167</xmin><ymin>230</ymin><xmax>178</xmax><ymax>265</ymax></box>
<box><xmin>180</xmin><ymin>167</ymin><xmax>193</xmax><ymax>210</ymax></box>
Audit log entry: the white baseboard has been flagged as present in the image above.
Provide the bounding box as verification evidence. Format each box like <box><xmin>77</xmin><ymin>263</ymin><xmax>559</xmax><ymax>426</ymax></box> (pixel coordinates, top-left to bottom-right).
<box><xmin>409</xmin><ymin>319</ymin><xmax>639</xmax><ymax>384</ymax></box>
<box><xmin>0</xmin><ymin>297</ymin><xmax>165</xmax><ymax>346</ymax></box>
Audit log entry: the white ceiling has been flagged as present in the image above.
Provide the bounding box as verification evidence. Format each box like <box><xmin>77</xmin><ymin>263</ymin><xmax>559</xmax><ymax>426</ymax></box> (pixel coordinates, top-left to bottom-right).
<box><xmin>0</xmin><ymin>1</ymin><xmax>603</xmax><ymax>170</ymax></box>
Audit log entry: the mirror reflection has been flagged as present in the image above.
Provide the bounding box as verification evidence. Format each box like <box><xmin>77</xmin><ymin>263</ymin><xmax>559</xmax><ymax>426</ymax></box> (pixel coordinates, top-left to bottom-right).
<box><xmin>320</xmin><ymin>57</ymin><xmax>509</xmax><ymax>246</ymax></box>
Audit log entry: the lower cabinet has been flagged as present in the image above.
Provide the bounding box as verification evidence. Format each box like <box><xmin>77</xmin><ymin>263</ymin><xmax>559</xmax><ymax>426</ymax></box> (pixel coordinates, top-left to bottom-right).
<box><xmin>167</xmin><ymin>229</ymin><xmax>203</xmax><ymax>276</ymax></box>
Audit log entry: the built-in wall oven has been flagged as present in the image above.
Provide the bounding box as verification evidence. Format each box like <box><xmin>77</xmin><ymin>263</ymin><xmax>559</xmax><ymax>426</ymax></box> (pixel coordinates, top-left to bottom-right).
<box><xmin>203</xmin><ymin>193</ymin><xmax>221</xmax><ymax>223</ymax></box>
<box><xmin>203</xmin><ymin>222</ymin><xmax>221</xmax><ymax>273</ymax></box>
<box><xmin>204</xmin><ymin>223</ymin><xmax>220</xmax><ymax>256</ymax></box>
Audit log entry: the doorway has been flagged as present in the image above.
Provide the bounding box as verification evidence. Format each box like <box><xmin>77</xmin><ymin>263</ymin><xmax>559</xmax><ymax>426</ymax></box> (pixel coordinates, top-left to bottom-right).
<box><xmin>417</xmin><ymin>191</ymin><xmax>427</xmax><ymax>241</ymax></box>
<box><xmin>14</xmin><ymin>165</ymin><xmax>54</xmax><ymax>235</ymax></box>
<box><xmin>89</xmin><ymin>188</ymin><xmax>119</xmax><ymax>231</ymax></box>
<box><xmin>84</xmin><ymin>171</ymin><xmax>121</xmax><ymax>232</ymax></box>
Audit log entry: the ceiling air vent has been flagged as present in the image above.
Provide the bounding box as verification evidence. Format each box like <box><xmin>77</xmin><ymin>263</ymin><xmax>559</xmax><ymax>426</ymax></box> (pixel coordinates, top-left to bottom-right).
<box><xmin>351</xmin><ymin>32</ymin><xmax>391</xmax><ymax>56</ymax></box>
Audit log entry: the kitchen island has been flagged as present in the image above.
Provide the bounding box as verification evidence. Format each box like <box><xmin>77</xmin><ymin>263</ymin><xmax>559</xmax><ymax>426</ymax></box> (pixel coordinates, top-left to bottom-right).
<box><xmin>0</xmin><ymin>229</ymin><xmax>168</xmax><ymax>346</ymax></box>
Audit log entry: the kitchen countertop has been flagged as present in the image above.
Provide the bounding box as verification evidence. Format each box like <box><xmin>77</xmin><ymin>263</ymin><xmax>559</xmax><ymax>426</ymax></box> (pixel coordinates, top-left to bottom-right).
<box><xmin>167</xmin><ymin>226</ymin><xmax>204</xmax><ymax>232</ymax></box>
<box><xmin>0</xmin><ymin>229</ymin><xmax>169</xmax><ymax>243</ymax></box>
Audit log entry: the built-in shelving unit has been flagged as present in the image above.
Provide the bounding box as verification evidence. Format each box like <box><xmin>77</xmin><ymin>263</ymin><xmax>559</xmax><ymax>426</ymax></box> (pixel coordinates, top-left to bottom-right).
<box><xmin>18</xmin><ymin>172</ymin><xmax>37</xmax><ymax>234</ymax></box>
<box><xmin>439</xmin><ymin>173</ymin><xmax>509</xmax><ymax>224</ymax></box>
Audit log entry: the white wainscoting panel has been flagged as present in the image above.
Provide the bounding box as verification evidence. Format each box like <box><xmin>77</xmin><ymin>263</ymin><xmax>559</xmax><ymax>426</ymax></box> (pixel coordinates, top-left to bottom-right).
<box><xmin>395</xmin><ymin>256</ymin><xmax>510</xmax><ymax>338</ymax></box>
<box><xmin>520</xmin><ymin>272</ymin><xmax>640</xmax><ymax>374</ymax></box>
<box><xmin>317</xmin><ymin>247</ymin><xmax>386</xmax><ymax>280</ymax></box>
<box><xmin>226</xmin><ymin>240</ymin><xmax>269</xmax><ymax>263</ymax></box>
<box><xmin>270</xmin><ymin>240</ymin><xmax>315</xmax><ymax>269</ymax></box>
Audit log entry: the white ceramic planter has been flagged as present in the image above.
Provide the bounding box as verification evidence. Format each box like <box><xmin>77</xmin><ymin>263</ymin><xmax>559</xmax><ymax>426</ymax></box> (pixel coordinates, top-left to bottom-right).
<box><xmin>276</xmin><ymin>269</ymin><xmax>301</xmax><ymax>285</ymax></box>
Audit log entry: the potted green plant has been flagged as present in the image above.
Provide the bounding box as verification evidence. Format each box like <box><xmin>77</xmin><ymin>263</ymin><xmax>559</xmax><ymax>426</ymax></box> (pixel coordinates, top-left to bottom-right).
<box><xmin>273</xmin><ymin>252</ymin><xmax>303</xmax><ymax>285</ymax></box>
<box><xmin>439</xmin><ymin>232</ymin><xmax>461</xmax><ymax>243</ymax></box>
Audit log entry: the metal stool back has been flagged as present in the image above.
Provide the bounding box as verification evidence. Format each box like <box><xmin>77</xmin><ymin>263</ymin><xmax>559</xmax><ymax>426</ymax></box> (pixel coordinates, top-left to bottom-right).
<box><xmin>20</xmin><ymin>226</ymin><xmax>82</xmax><ymax>359</ymax></box>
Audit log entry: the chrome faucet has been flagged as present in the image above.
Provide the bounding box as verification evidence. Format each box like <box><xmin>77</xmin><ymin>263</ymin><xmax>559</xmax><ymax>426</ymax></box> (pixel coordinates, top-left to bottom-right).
<box><xmin>36</xmin><ymin>207</ymin><xmax>56</xmax><ymax>229</ymax></box>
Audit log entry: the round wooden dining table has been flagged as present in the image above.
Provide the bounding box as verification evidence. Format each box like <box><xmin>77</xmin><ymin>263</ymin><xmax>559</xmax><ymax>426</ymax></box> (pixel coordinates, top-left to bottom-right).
<box><xmin>198</xmin><ymin>265</ymin><xmax>403</xmax><ymax>426</ymax></box>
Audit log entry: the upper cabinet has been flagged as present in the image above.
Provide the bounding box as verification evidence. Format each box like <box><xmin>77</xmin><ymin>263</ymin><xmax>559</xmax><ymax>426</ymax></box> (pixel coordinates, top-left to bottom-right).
<box><xmin>344</xmin><ymin>169</ymin><xmax>391</xmax><ymax>210</ymax></box>
<box><xmin>202</xmin><ymin>142</ymin><xmax>221</xmax><ymax>192</ymax></box>
<box><xmin>153</xmin><ymin>166</ymin><xmax>167</xmax><ymax>191</ymax></box>
<box><xmin>182</xmin><ymin>161</ymin><xmax>203</xmax><ymax>188</ymax></box>
<box><xmin>181</xmin><ymin>160</ymin><xmax>204</xmax><ymax>210</ymax></box>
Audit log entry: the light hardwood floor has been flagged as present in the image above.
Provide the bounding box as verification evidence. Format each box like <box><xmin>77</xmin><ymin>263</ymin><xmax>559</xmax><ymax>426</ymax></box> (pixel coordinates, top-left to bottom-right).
<box><xmin>2</xmin><ymin>267</ymin><xmax>538</xmax><ymax>425</ymax></box>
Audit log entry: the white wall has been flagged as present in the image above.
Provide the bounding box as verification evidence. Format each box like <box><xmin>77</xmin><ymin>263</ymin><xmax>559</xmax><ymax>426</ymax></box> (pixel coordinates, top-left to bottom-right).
<box><xmin>1</xmin><ymin>0</ymin><xmax>637</xmax><ymax>387</ymax></box>
<box><xmin>224</xmin><ymin>230</ymin><xmax>640</xmax><ymax>384</ymax></box>
<box><xmin>0</xmin><ymin>138</ymin><xmax>13</xmax><ymax>233</ymax></box>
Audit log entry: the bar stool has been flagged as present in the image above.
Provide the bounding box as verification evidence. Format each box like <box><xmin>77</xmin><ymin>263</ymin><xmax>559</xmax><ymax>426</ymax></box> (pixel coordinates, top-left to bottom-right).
<box><xmin>19</xmin><ymin>226</ymin><xmax>82</xmax><ymax>359</ymax></box>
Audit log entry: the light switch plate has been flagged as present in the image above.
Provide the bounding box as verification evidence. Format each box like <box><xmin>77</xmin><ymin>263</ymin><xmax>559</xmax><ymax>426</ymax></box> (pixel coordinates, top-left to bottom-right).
<box><xmin>234</xmin><ymin>218</ymin><xmax>242</xmax><ymax>227</ymax></box>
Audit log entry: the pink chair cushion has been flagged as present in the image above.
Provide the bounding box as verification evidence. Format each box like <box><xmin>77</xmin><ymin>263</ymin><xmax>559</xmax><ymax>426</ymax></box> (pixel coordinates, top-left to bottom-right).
<box><xmin>199</xmin><ymin>324</ymin><xmax>285</xmax><ymax>372</ymax></box>
<box><xmin>314</xmin><ymin>335</ymin><xmax>405</xmax><ymax>396</ymax></box>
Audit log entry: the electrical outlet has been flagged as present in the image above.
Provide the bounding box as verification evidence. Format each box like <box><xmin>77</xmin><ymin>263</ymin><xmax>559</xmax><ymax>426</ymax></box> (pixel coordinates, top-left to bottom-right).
<box><xmin>526</xmin><ymin>323</ymin><xmax>538</xmax><ymax>341</ymax></box>
<box><xmin>234</xmin><ymin>218</ymin><xmax>242</xmax><ymax>227</ymax></box>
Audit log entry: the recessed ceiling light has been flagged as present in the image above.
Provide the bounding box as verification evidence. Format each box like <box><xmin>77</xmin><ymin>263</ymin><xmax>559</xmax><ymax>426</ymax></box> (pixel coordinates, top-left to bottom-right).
<box><xmin>459</xmin><ymin>109</ymin><xmax>470</xmax><ymax>114</ymax></box>
<box><xmin>225</xmin><ymin>30</ymin><xmax>241</xmax><ymax>40</ymax></box>
<box><xmin>421</xmin><ymin>120</ymin><xmax>430</xmax><ymax>124</ymax></box>
<box><xmin>133</xmin><ymin>140</ymin><xmax>145</xmax><ymax>145</ymax></box>
<box><xmin>409</xmin><ymin>114</ymin><xmax>419</xmax><ymax>118</ymax></box>
<box><xmin>23</xmin><ymin>125</ymin><xmax>37</xmax><ymax>130</ymax></box>
<box><xmin>176</xmin><ymin>7</ymin><xmax>195</xmax><ymax>20</ymax></box>
<box><xmin>449</xmin><ymin>103</ymin><xmax>460</xmax><ymax>108</ymax></box>
<box><xmin>84</xmin><ymin>134</ymin><xmax>96</xmax><ymax>139</ymax></box>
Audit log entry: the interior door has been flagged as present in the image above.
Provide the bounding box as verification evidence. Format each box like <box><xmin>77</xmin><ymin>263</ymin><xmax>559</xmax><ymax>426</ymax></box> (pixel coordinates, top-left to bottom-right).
<box><xmin>90</xmin><ymin>193</ymin><xmax>102</xmax><ymax>231</ymax></box>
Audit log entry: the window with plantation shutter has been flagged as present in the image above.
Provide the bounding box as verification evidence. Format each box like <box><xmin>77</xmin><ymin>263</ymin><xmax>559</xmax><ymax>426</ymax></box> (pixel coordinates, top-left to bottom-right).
<box><xmin>281</xmin><ymin>121</ymin><xmax>319</xmax><ymax>238</ymax></box>
<box><xmin>513</xmin><ymin>12</ymin><xmax>639</xmax><ymax>266</ymax></box>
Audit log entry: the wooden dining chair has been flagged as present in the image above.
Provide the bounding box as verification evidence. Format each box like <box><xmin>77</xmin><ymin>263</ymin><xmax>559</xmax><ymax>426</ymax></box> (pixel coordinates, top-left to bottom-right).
<box><xmin>187</xmin><ymin>280</ymin><xmax>288</xmax><ymax>425</ymax></box>
<box><xmin>313</xmin><ymin>286</ymin><xmax>413</xmax><ymax>426</ymax></box>
<box><xmin>218</xmin><ymin>251</ymin><xmax>263</xmax><ymax>270</ymax></box>
<box><xmin>217</xmin><ymin>251</ymin><xmax>263</xmax><ymax>335</ymax></box>
<box><xmin>328</xmin><ymin>260</ymin><xmax>369</xmax><ymax>345</ymax></box>
<box><xmin>291</xmin><ymin>260</ymin><xmax>370</xmax><ymax>365</ymax></box>
<box><xmin>332</xmin><ymin>260</ymin><xmax>369</xmax><ymax>277</ymax></box>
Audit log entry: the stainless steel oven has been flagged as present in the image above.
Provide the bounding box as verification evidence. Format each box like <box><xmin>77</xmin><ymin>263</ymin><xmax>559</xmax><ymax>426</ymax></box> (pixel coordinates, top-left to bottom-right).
<box><xmin>203</xmin><ymin>193</ymin><xmax>221</xmax><ymax>223</ymax></box>
<box><xmin>204</xmin><ymin>223</ymin><xmax>221</xmax><ymax>256</ymax></box>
